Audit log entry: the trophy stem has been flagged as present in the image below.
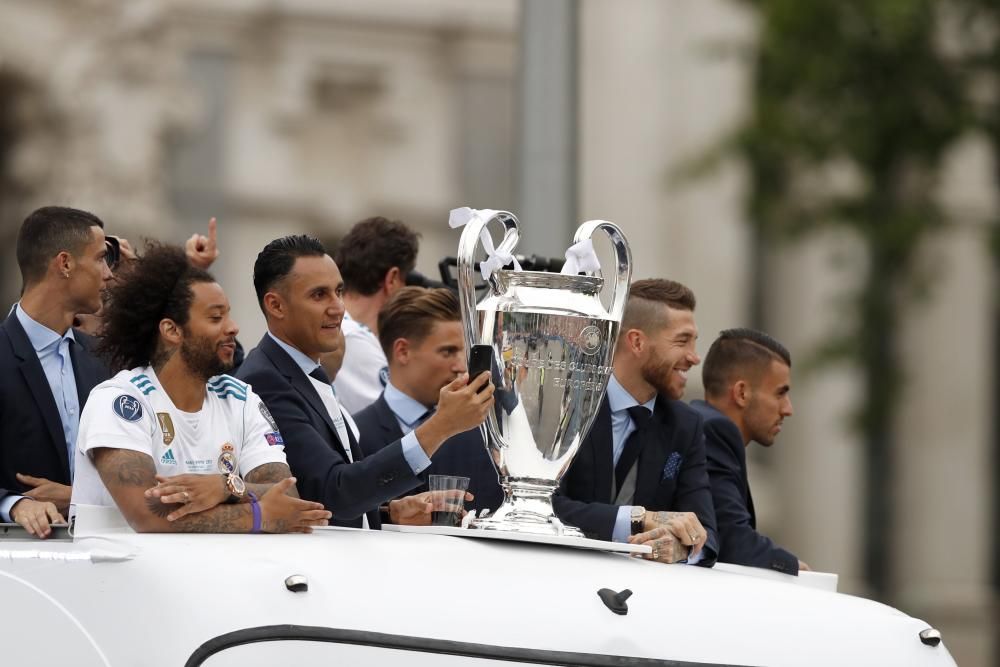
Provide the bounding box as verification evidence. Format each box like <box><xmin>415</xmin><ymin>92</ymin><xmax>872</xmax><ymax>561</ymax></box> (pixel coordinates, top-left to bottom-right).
<box><xmin>472</xmin><ymin>478</ymin><xmax>584</xmax><ymax>538</ymax></box>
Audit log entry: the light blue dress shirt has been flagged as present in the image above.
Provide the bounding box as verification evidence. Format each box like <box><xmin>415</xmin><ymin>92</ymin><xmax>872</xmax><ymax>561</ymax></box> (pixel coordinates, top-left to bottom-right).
<box><xmin>382</xmin><ymin>381</ymin><xmax>432</xmax><ymax>435</ymax></box>
<box><xmin>266</xmin><ymin>333</ymin><xmax>431</xmax><ymax>474</ymax></box>
<box><xmin>605</xmin><ymin>374</ymin><xmax>656</xmax><ymax>543</ymax></box>
<box><xmin>0</xmin><ymin>305</ymin><xmax>80</xmax><ymax>522</ymax></box>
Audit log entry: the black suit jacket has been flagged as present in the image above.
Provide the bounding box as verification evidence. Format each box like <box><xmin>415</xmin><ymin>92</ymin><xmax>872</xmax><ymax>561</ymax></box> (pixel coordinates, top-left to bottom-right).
<box><xmin>353</xmin><ymin>394</ymin><xmax>504</xmax><ymax>512</ymax></box>
<box><xmin>236</xmin><ymin>334</ymin><xmax>422</xmax><ymax>529</ymax></box>
<box><xmin>555</xmin><ymin>396</ymin><xmax>718</xmax><ymax>564</ymax></box>
<box><xmin>691</xmin><ymin>399</ymin><xmax>798</xmax><ymax>575</ymax></box>
<box><xmin>0</xmin><ymin>311</ymin><xmax>108</xmax><ymax>507</ymax></box>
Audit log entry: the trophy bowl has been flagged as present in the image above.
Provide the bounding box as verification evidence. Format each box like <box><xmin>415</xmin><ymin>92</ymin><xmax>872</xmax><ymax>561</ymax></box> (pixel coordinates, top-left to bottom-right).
<box><xmin>457</xmin><ymin>211</ymin><xmax>632</xmax><ymax>537</ymax></box>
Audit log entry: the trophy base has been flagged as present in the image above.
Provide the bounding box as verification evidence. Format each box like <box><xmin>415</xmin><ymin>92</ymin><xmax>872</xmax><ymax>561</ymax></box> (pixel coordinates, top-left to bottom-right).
<box><xmin>471</xmin><ymin>478</ymin><xmax>584</xmax><ymax>538</ymax></box>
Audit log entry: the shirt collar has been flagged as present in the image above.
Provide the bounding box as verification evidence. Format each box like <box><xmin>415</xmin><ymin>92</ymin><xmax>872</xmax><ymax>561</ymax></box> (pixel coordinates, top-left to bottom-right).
<box><xmin>15</xmin><ymin>303</ymin><xmax>75</xmax><ymax>353</ymax></box>
<box><xmin>267</xmin><ymin>331</ymin><xmax>320</xmax><ymax>378</ymax></box>
<box><xmin>383</xmin><ymin>381</ymin><xmax>431</xmax><ymax>427</ymax></box>
<box><xmin>606</xmin><ymin>373</ymin><xmax>656</xmax><ymax>414</ymax></box>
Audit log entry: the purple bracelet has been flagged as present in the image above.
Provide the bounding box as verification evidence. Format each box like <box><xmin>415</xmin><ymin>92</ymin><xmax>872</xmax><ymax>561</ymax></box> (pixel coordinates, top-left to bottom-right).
<box><xmin>248</xmin><ymin>491</ymin><xmax>262</xmax><ymax>534</ymax></box>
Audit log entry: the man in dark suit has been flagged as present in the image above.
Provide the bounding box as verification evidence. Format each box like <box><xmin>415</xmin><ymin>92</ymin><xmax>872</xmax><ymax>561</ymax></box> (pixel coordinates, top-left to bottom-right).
<box><xmin>691</xmin><ymin>328</ymin><xmax>807</xmax><ymax>574</ymax></box>
<box><xmin>0</xmin><ymin>206</ymin><xmax>113</xmax><ymax>537</ymax></box>
<box><xmin>555</xmin><ymin>279</ymin><xmax>717</xmax><ymax>566</ymax></box>
<box><xmin>353</xmin><ymin>286</ymin><xmax>503</xmax><ymax>513</ymax></box>
<box><xmin>237</xmin><ymin>235</ymin><xmax>494</xmax><ymax>529</ymax></box>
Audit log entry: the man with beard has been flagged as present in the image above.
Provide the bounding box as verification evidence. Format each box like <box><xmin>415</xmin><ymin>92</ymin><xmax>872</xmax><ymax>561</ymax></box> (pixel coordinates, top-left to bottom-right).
<box><xmin>555</xmin><ymin>279</ymin><xmax>718</xmax><ymax>566</ymax></box>
<box><xmin>0</xmin><ymin>207</ymin><xmax>113</xmax><ymax>538</ymax></box>
<box><xmin>691</xmin><ymin>328</ymin><xmax>807</xmax><ymax>574</ymax></box>
<box><xmin>70</xmin><ymin>244</ymin><xmax>331</xmax><ymax>534</ymax></box>
<box><xmin>237</xmin><ymin>235</ymin><xmax>494</xmax><ymax>529</ymax></box>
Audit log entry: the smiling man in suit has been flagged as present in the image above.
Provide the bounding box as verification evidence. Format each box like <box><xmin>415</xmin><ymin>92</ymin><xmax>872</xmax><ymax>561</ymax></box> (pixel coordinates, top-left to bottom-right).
<box><xmin>237</xmin><ymin>235</ymin><xmax>494</xmax><ymax>529</ymax></box>
<box><xmin>691</xmin><ymin>328</ymin><xmax>807</xmax><ymax>574</ymax></box>
<box><xmin>0</xmin><ymin>206</ymin><xmax>113</xmax><ymax>537</ymax></box>
<box><xmin>352</xmin><ymin>286</ymin><xmax>503</xmax><ymax>513</ymax></box>
<box><xmin>555</xmin><ymin>279</ymin><xmax>718</xmax><ymax>565</ymax></box>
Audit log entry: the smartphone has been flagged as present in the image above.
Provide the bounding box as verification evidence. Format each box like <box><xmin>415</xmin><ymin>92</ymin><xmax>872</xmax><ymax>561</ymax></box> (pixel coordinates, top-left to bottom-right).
<box><xmin>468</xmin><ymin>344</ymin><xmax>494</xmax><ymax>392</ymax></box>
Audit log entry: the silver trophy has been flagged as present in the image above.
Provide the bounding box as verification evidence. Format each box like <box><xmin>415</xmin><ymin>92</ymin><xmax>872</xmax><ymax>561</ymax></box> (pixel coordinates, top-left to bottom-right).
<box><xmin>458</xmin><ymin>211</ymin><xmax>632</xmax><ymax>537</ymax></box>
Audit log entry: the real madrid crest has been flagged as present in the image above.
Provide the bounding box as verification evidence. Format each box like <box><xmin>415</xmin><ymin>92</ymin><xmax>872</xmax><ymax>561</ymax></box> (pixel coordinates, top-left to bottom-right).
<box><xmin>218</xmin><ymin>444</ymin><xmax>237</xmax><ymax>474</ymax></box>
<box><xmin>156</xmin><ymin>412</ymin><xmax>175</xmax><ymax>445</ymax></box>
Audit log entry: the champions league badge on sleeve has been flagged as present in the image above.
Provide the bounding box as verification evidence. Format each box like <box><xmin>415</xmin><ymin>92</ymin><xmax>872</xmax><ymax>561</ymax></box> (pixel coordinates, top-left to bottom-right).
<box><xmin>113</xmin><ymin>395</ymin><xmax>143</xmax><ymax>422</ymax></box>
<box><xmin>264</xmin><ymin>432</ymin><xmax>284</xmax><ymax>446</ymax></box>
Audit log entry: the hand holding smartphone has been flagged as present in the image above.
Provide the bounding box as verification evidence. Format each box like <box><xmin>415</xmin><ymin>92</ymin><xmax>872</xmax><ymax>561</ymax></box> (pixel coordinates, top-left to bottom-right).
<box><xmin>467</xmin><ymin>344</ymin><xmax>494</xmax><ymax>393</ymax></box>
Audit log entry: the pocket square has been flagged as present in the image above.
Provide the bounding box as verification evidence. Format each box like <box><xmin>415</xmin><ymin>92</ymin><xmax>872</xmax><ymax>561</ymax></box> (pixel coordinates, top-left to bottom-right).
<box><xmin>661</xmin><ymin>452</ymin><xmax>682</xmax><ymax>481</ymax></box>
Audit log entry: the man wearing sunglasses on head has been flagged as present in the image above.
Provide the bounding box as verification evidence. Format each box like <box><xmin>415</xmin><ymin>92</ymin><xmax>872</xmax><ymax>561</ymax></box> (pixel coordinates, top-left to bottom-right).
<box><xmin>0</xmin><ymin>206</ymin><xmax>115</xmax><ymax>538</ymax></box>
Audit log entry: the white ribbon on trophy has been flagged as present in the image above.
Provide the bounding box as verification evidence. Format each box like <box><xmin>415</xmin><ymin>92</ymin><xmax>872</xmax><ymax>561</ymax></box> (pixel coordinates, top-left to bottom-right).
<box><xmin>449</xmin><ymin>207</ymin><xmax>522</xmax><ymax>281</ymax></box>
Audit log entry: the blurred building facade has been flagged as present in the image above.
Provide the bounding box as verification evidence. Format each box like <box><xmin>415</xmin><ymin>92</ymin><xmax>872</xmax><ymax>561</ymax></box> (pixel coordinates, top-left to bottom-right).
<box><xmin>0</xmin><ymin>1</ymin><xmax>994</xmax><ymax>665</ymax></box>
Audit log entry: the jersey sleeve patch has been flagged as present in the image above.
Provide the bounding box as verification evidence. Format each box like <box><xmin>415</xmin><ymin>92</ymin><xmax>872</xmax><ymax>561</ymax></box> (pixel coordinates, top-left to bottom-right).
<box><xmin>112</xmin><ymin>394</ymin><xmax>144</xmax><ymax>422</ymax></box>
<box><xmin>264</xmin><ymin>431</ymin><xmax>284</xmax><ymax>447</ymax></box>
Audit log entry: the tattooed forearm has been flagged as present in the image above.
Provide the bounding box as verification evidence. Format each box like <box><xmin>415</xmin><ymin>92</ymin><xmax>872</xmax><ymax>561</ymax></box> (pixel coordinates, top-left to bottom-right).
<box><xmin>145</xmin><ymin>495</ymin><xmax>182</xmax><ymax>519</ymax></box>
<box><xmin>173</xmin><ymin>503</ymin><xmax>252</xmax><ymax>533</ymax></box>
<box><xmin>244</xmin><ymin>462</ymin><xmax>298</xmax><ymax>498</ymax></box>
<box><xmin>94</xmin><ymin>448</ymin><xmax>157</xmax><ymax>487</ymax></box>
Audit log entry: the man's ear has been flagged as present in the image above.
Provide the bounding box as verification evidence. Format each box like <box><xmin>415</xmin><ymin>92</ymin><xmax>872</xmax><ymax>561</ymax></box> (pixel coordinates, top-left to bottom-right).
<box><xmin>262</xmin><ymin>291</ymin><xmax>284</xmax><ymax>321</ymax></box>
<box><xmin>392</xmin><ymin>337</ymin><xmax>411</xmax><ymax>365</ymax></box>
<box><xmin>731</xmin><ymin>380</ymin><xmax>751</xmax><ymax>409</ymax></box>
<box><xmin>54</xmin><ymin>250</ymin><xmax>74</xmax><ymax>279</ymax></box>
<box><xmin>159</xmin><ymin>318</ymin><xmax>183</xmax><ymax>346</ymax></box>
<box><xmin>384</xmin><ymin>266</ymin><xmax>402</xmax><ymax>293</ymax></box>
<box><xmin>621</xmin><ymin>328</ymin><xmax>646</xmax><ymax>357</ymax></box>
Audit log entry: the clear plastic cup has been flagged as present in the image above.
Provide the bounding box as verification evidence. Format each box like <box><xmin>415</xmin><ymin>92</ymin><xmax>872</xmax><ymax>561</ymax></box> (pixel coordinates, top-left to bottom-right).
<box><xmin>428</xmin><ymin>475</ymin><xmax>470</xmax><ymax>527</ymax></box>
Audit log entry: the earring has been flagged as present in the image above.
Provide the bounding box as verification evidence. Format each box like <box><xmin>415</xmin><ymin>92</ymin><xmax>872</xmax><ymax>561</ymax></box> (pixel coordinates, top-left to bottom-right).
<box><xmin>62</xmin><ymin>271</ymin><xmax>70</xmax><ymax>279</ymax></box>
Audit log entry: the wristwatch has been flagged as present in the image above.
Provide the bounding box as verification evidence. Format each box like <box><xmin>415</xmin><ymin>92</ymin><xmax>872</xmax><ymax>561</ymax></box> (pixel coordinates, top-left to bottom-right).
<box><xmin>630</xmin><ymin>505</ymin><xmax>646</xmax><ymax>536</ymax></box>
<box><xmin>224</xmin><ymin>473</ymin><xmax>247</xmax><ymax>503</ymax></box>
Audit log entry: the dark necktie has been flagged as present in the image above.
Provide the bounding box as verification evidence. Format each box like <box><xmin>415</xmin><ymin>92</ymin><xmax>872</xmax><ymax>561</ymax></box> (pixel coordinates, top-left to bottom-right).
<box><xmin>309</xmin><ymin>366</ymin><xmax>332</xmax><ymax>385</ymax></box>
<box><xmin>615</xmin><ymin>405</ymin><xmax>651</xmax><ymax>493</ymax></box>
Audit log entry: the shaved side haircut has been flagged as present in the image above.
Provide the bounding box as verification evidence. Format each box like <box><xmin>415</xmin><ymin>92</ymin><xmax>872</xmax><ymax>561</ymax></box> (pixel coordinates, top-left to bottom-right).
<box><xmin>702</xmin><ymin>328</ymin><xmax>791</xmax><ymax>399</ymax></box>
<box><xmin>619</xmin><ymin>278</ymin><xmax>696</xmax><ymax>339</ymax></box>
<box><xmin>377</xmin><ymin>287</ymin><xmax>460</xmax><ymax>359</ymax></box>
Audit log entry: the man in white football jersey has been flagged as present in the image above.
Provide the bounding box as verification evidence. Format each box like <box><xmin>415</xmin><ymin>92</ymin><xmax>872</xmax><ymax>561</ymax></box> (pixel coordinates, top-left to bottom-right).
<box><xmin>71</xmin><ymin>243</ymin><xmax>331</xmax><ymax>533</ymax></box>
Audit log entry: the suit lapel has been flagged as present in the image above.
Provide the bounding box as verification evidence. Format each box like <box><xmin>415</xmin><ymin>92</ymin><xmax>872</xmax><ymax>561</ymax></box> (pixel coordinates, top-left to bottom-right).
<box><xmin>588</xmin><ymin>398</ymin><xmax>615</xmax><ymax>503</ymax></box>
<box><xmin>374</xmin><ymin>395</ymin><xmax>405</xmax><ymax>442</ymax></box>
<box><xmin>69</xmin><ymin>333</ymin><xmax>104</xmax><ymax>409</ymax></box>
<box><xmin>5</xmin><ymin>314</ymin><xmax>70</xmax><ymax>478</ymax></box>
<box><xmin>258</xmin><ymin>335</ymin><xmax>345</xmax><ymax>457</ymax></box>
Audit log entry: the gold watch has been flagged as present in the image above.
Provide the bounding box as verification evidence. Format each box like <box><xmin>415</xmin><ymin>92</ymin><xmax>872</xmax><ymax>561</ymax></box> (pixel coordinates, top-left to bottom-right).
<box><xmin>224</xmin><ymin>473</ymin><xmax>247</xmax><ymax>503</ymax></box>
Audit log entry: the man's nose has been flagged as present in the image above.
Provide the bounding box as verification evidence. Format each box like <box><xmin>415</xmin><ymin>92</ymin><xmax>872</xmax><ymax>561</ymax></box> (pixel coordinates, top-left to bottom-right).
<box><xmin>783</xmin><ymin>398</ymin><xmax>793</xmax><ymax>417</ymax></box>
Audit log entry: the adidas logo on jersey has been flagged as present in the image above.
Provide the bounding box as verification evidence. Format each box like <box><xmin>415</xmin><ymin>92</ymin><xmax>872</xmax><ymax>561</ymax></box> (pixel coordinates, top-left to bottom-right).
<box><xmin>161</xmin><ymin>449</ymin><xmax>177</xmax><ymax>465</ymax></box>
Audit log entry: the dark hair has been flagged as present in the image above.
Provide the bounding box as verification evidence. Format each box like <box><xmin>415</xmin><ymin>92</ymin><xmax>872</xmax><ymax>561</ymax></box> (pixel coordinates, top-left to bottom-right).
<box><xmin>253</xmin><ymin>235</ymin><xmax>328</xmax><ymax>311</ymax></box>
<box><xmin>620</xmin><ymin>278</ymin><xmax>696</xmax><ymax>334</ymax></box>
<box><xmin>333</xmin><ymin>217</ymin><xmax>419</xmax><ymax>296</ymax></box>
<box><xmin>97</xmin><ymin>243</ymin><xmax>214</xmax><ymax>372</ymax></box>
<box><xmin>377</xmin><ymin>287</ymin><xmax>460</xmax><ymax>359</ymax></box>
<box><xmin>702</xmin><ymin>328</ymin><xmax>792</xmax><ymax>398</ymax></box>
<box><xmin>16</xmin><ymin>206</ymin><xmax>105</xmax><ymax>286</ymax></box>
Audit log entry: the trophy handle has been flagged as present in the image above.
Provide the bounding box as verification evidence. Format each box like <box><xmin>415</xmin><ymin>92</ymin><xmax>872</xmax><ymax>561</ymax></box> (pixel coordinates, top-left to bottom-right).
<box><xmin>457</xmin><ymin>210</ymin><xmax>521</xmax><ymax>350</ymax></box>
<box><xmin>573</xmin><ymin>220</ymin><xmax>632</xmax><ymax>322</ymax></box>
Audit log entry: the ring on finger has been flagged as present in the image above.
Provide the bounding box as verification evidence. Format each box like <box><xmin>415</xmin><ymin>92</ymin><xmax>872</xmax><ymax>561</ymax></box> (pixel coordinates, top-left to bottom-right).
<box><xmin>689</xmin><ymin>533</ymin><xmax>698</xmax><ymax>542</ymax></box>
<box><xmin>182</xmin><ymin>491</ymin><xmax>191</xmax><ymax>504</ymax></box>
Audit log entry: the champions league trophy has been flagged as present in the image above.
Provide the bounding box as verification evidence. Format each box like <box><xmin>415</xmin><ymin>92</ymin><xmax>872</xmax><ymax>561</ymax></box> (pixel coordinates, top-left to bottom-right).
<box><xmin>455</xmin><ymin>209</ymin><xmax>632</xmax><ymax>537</ymax></box>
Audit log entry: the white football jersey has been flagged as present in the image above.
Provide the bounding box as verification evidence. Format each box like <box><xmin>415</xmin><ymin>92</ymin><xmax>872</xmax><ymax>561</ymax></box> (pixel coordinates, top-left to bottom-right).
<box><xmin>71</xmin><ymin>367</ymin><xmax>288</xmax><ymax>509</ymax></box>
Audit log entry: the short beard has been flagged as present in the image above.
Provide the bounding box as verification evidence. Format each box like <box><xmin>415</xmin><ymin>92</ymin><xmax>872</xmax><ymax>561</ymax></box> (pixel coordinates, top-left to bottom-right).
<box><xmin>180</xmin><ymin>332</ymin><xmax>231</xmax><ymax>382</ymax></box>
<box><xmin>640</xmin><ymin>354</ymin><xmax>680</xmax><ymax>400</ymax></box>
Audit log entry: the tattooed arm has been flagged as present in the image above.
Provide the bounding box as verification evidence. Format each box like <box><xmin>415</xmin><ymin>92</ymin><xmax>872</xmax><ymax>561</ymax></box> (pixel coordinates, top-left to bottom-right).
<box><xmin>93</xmin><ymin>448</ymin><xmax>329</xmax><ymax>533</ymax></box>
<box><xmin>244</xmin><ymin>462</ymin><xmax>298</xmax><ymax>498</ymax></box>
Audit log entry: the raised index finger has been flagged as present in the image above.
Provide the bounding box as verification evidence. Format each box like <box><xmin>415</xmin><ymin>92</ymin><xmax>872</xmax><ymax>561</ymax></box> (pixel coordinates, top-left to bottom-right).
<box><xmin>206</xmin><ymin>217</ymin><xmax>217</xmax><ymax>249</ymax></box>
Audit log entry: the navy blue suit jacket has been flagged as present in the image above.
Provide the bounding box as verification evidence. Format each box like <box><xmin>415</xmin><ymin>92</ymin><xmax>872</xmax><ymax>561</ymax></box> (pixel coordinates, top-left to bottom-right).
<box><xmin>691</xmin><ymin>399</ymin><xmax>798</xmax><ymax>575</ymax></box>
<box><xmin>555</xmin><ymin>396</ymin><xmax>719</xmax><ymax>565</ymax></box>
<box><xmin>0</xmin><ymin>312</ymin><xmax>108</xmax><ymax>507</ymax></box>
<box><xmin>236</xmin><ymin>334</ymin><xmax>422</xmax><ymax>529</ymax></box>
<box><xmin>353</xmin><ymin>393</ymin><xmax>504</xmax><ymax>513</ymax></box>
